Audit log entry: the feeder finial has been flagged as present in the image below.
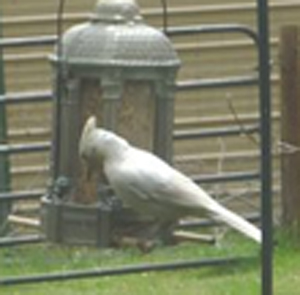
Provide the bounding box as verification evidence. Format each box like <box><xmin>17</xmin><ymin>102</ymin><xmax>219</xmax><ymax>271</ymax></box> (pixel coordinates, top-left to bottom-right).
<box><xmin>92</xmin><ymin>0</ymin><xmax>143</xmax><ymax>23</ymax></box>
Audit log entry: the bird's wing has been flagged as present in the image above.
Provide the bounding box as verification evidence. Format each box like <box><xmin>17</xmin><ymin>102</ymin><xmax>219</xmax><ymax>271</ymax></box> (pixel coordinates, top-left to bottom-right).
<box><xmin>109</xmin><ymin>148</ymin><xmax>216</xmax><ymax>213</ymax></box>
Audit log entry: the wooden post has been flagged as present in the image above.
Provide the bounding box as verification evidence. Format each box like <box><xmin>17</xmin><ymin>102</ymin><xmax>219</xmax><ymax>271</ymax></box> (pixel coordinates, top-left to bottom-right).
<box><xmin>280</xmin><ymin>25</ymin><xmax>300</xmax><ymax>231</ymax></box>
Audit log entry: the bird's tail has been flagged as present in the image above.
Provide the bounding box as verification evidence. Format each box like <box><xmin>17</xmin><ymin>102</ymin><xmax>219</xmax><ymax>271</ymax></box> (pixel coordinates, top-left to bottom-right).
<box><xmin>208</xmin><ymin>203</ymin><xmax>262</xmax><ymax>243</ymax></box>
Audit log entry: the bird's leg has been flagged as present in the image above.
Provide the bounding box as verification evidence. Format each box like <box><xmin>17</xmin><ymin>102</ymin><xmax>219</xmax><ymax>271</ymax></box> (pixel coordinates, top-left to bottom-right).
<box><xmin>156</xmin><ymin>220</ymin><xmax>178</xmax><ymax>246</ymax></box>
<box><xmin>111</xmin><ymin>219</ymin><xmax>162</xmax><ymax>252</ymax></box>
<box><xmin>132</xmin><ymin>220</ymin><xmax>161</xmax><ymax>252</ymax></box>
<box><xmin>213</xmin><ymin>225</ymin><xmax>228</xmax><ymax>248</ymax></box>
<box><xmin>135</xmin><ymin>220</ymin><xmax>177</xmax><ymax>252</ymax></box>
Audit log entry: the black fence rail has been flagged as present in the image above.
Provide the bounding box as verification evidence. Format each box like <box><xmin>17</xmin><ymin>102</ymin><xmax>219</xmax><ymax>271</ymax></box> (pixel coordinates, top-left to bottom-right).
<box><xmin>0</xmin><ymin>35</ymin><xmax>57</xmax><ymax>48</ymax></box>
<box><xmin>0</xmin><ymin>256</ymin><xmax>253</xmax><ymax>286</ymax></box>
<box><xmin>0</xmin><ymin>189</ymin><xmax>45</xmax><ymax>202</ymax></box>
<box><xmin>0</xmin><ymin>91</ymin><xmax>52</xmax><ymax>104</ymax></box>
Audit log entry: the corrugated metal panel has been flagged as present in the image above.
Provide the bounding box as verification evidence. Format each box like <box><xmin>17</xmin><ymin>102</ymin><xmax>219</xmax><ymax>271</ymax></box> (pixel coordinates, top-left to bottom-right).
<box><xmin>0</xmin><ymin>1</ymin><xmax>296</xmax><ymax>195</ymax></box>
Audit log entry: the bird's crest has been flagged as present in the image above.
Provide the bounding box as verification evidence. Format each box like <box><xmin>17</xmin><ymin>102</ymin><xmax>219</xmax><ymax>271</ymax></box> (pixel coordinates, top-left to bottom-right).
<box><xmin>82</xmin><ymin>116</ymin><xmax>97</xmax><ymax>136</ymax></box>
<box><xmin>79</xmin><ymin>116</ymin><xmax>98</xmax><ymax>157</ymax></box>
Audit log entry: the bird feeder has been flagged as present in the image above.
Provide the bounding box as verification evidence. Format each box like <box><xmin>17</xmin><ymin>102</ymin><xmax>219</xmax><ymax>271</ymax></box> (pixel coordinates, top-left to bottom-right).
<box><xmin>41</xmin><ymin>0</ymin><xmax>180</xmax><ymax>246</ymax></box>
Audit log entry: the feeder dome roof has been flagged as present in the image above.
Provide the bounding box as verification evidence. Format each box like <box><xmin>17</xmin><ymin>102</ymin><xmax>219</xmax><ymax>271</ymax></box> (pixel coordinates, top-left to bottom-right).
<box><xmin>56</xmin><ymin>0</ymin><xmax>180</xmax><ymax>68</ymax></box>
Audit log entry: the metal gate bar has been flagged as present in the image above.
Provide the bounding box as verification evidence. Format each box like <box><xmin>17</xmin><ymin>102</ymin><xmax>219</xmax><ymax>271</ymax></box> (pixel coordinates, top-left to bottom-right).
<box><xmin>256</xmin><ymin>1</ymin><xmax>273</xmax><ymax>295</ymax></box>
<box><xmin>0</xmin><ymin>22</ymin><xmax>265</xmax><ymax>286</ymax></box>
<box><xmin>0</xmin><ymin>36</ymin><xmax>57</xmax><ymax>48</ymax></box>
<box><xmin>0</xmin><ymin>235</ymin><xmax>44</xmax><ymax>247</ymax></box>
<box><xmin>0</xmin><ymin>24</ymin><xmax>258</xmax><ymax>49</ymax></box>
<box><xmin>0</xmin><ymin>124</ymin><xmax>260</xmax><ymax>155</ymax></box>
<box><xmin>0</xmin><ymin>190</ymin><xmax>45</xmax><ymax>202</ymax></box>
<box><xmin>0</xmin><ymin>256</ymin><xmax>253</xmax><ymax>286</ymax></box>
<box><xmin>0</xmin><ymin>12</ymin><xmax>11</xmax><ymax>234</ymax></box>
<box><xmin>0</xmin><ymin>91</ymin><xmax>52</xmax><ymax>104</ymax></box>
<box><xmin>174</xmin><ymin>124</ymin><xmax>259</xmax><ymax>140</ymax></box>
<box><xmin>0</xmin><ymin>143</ymin><xmax>50</xmax><ymax>154</ymax></box>
<box><xmin>166</xmin><ymin>24</ymin><xmax>259</xmax><ymax>45</ymax></box>
<box><xmin>176</xmin><ymin>75</ymin><xmax>258</xmax><ymax>90</ymax></box>
<box><xmin>0</xmin><ymin>170</ymin><xmax>259</xmax><ymax>202</ymax></box>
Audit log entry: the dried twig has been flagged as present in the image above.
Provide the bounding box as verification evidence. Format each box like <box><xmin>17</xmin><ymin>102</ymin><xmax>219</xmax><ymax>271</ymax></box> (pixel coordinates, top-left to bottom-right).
<box><xmin>276</xmin><ymin>141</ymin><xmax>300</xmax><ymax>155</ymax></box>
<box><xmin>226</xmin><ymin>98</ymin><xmax>259</xmax><ymax>146</ymax></box>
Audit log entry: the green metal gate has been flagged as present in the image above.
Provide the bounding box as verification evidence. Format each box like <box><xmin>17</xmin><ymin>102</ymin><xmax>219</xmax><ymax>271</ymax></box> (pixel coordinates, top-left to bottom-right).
<box><xmin>0</xmin><ymin>16</ymin><xmax>11</xmax><ymax>235</ymax></box>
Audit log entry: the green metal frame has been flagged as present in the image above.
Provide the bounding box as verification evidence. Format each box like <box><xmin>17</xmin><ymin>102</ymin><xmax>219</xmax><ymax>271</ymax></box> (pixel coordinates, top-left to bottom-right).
<box><xmin>0</xmin><ymin>16</ymin><xmax>11</xmax><ymax>234</ymax></box>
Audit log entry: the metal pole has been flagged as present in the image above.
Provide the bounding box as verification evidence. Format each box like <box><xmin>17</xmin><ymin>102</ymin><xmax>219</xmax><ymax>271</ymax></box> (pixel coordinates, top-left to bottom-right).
<box><xmin>176</xmin><ymin>75</ymin><xmax>258</xmax><ymax>90</ymax></box>
<box><xmin>192</xmin><ymin>171</ymin><xmax>260</xmax><ymax>184</ymax></box>
<box><xmin>52</xmin><ymin>0</ymin><xmax>66</xmax><ymax>180</ymax></box>
<box><xmin>166</xmin><ymin>24</ymin><xmax>259</xmax><ymax>46</ymax></box>
<box><xmin>174</xmin><ymin>124</ymin><xmax>259</xmax><ymax>140</ymax></box>
<box><xmin>0</xmin><ymin>11</ymin><xmax>11</xmax><ymax>235</ymax></box>
<box><xmin>0</xmin><ymin>256</ymin><xmax>250</xmax><ymax>286</ymax></box>
<box><xmin>0</xmin><ymin>91</ymin><xmax>52</xmax><ymax>104</ymax></box>
<box><xmin>0</xmin><ymin>35</ymin><xmax>57</xmax><ymax>48</ymax></box>
<box><xmin>0</xmin><ymin>190</ymin><xmax>44</xmax><ymax>202</ymax></box>
<box><xmin>256</xmin><ymin>1</ymin><xmax>273</xmax><ymax>295</ymax></box>
<box><xmin>0</xmin><ymin>235</ymin><xmax>44</xmax><ymax>247</ymax></box>
<box><xmin>0</xmin><ymin>142</ymin><xmax>50</xmax><ymax>154</ymax></box>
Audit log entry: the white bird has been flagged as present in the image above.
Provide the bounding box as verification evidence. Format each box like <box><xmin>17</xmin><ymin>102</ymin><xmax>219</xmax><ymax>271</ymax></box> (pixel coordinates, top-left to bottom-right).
<box><xmin>79</xmin><ymin>116</ymin><xmax>262</xmax><ymax>244</ymax></box>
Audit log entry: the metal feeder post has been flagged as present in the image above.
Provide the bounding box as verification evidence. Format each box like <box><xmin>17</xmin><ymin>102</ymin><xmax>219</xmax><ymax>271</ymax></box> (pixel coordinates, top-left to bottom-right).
<box><xmin>41</xmin><ymin>0</ymin><xmax>180</xmax><ymax>247</ymax></box>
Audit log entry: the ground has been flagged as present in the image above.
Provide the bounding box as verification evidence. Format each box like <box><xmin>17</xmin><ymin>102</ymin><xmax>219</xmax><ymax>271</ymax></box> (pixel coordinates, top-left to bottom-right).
<box><xmin>0</xmin><ymin>231</ymin><xmax>299</xmax><ymax>295</ymax></box>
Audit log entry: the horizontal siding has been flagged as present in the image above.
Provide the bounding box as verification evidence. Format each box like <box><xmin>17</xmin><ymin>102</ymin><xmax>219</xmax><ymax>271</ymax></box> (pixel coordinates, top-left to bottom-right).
<box><xmin>0</xmin><ymin>1</ymin><xmax>293</xmax><ymax>205</ymax></box>
<box><xmin>1</xmin><ymin>0</ymin><xmax>95</xmax><ymax>17</ymax></box>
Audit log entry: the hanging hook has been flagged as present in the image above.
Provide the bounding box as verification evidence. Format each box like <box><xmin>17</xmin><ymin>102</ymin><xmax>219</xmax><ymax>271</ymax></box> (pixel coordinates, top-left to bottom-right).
<box><xmin>52</xmin><ymin>0</ymin><xmax>66</xmax><ymax>180</ymax></box>
<box><xmin>160</xmin><ymin>0</ymin><xmax>169</xmax><ymax>35</ymax></box>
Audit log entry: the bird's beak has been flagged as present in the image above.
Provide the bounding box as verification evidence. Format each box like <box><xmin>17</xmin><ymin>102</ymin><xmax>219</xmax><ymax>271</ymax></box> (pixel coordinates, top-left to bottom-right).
<box><xmin>86</xmin><ymin>164</ymin><xmax>94</xmax><ymax>181</ymax></box>
<box><xmin>80</xmin><ymin>155</ymin><xmax>95</xmax><ymax>181</ymax></box>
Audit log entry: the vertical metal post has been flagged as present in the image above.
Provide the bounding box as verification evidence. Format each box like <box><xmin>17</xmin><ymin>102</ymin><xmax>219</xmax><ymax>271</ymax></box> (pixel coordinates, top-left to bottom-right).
<box><xmin>154</xmin><ymin>79</ymin><xmax>176</xmax><ymax>164</ymax></box>
<box><xmin>52</xmin><ymin>0</ymin><xmax>66</xmax><ymax>180</ymax></box>
<box><xmin>0</xmin><ymin>13</ymin><xmax>11</xmax><ymax>234</ymax></box>
<box><xmin>256</xmin><ymin>1</ymin><xmax>273</xmax><ymax>295</ymax></box>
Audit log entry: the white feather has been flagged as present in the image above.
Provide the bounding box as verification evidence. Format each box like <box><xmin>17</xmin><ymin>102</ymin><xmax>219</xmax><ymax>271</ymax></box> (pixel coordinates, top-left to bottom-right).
<box><xmin>79</xmin><ymin>116</ymin><xmax>262</xmax><ymax>243</ymax></box>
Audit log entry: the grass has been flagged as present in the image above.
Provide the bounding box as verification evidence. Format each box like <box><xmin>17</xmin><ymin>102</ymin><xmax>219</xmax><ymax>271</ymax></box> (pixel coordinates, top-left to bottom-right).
<box><xmin>0</xmin><ymin>232</ymin><xmax>299</xmax><ymax>295</ymax></box>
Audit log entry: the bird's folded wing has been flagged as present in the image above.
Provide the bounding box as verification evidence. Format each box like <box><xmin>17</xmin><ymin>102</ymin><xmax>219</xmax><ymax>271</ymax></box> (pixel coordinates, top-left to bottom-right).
<box><xmin>116</xmin><ymin>164</ymin><xmax>216</xmax><ymax>213</ymax></box>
